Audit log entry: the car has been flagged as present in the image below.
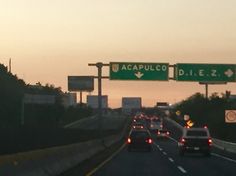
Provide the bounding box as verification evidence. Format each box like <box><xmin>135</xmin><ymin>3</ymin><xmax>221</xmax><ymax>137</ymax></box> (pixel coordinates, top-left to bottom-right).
<box><xmin>148</xmin><ymin>121</ymin><xmax>163</xmax><ymax>133</ymax></box>
<box><xmin>157</xmin><ymin>129</ymin><xmax>170</xmax><ymax>139</ymax></box>
<box><xmin>132</xmin><ymin>122</ymin><xmax>145</xmax><ymax>129</ymax></box>
<box><xmin>178</xmin><ymin>127</ymin><xmax>212</xmax><ymax>156</ymax></box>
<box><xmin>127</xmin><ymin>129</ymin><xmax>153</xmax><ymax>152</ymax></box>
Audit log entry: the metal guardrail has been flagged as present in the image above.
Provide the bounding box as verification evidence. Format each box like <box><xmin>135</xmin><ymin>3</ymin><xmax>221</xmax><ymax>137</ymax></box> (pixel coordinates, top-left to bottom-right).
<box><xmin>213</xmin><ymin>138</ymin><xmax>236</xmax><ymax>153</ymax></box>
<box><xmin>165</xmin><ymin>117</ymin><xmax>236</xmax><ymax>153</ymax></box>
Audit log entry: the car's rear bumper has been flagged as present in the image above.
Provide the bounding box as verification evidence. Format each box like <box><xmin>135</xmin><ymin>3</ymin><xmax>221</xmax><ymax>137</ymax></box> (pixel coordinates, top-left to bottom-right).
<box><xmin>179</xmin><ymin>145</ymin><xmax>211</xmax><ymax>152</ymax></box>
<box><xmin>128</xmin><ymin>143</ymin><xmax>151</xmax><ymax>150</ymax></box>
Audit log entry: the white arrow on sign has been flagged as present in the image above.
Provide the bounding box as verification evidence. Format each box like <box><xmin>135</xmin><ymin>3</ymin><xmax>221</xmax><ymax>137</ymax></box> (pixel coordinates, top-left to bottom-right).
<box><xmin>224</xmin><ymin>69</ymin><xmax>234</xmax><ymax>78</ymax></box>
<box><xmin>135</xmin><ymin>72</ymin><xmax>144</xmax><ymax>79</ymax></box>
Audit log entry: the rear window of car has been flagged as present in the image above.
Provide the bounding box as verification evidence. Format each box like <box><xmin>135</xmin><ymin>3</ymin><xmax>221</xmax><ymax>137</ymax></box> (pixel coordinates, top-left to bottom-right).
<box><xmin>131</xmin><ymin>131</ymin><xmax>149</xmax><ymax>138</ymax></box>
<box><xmin>186</xmin><ymin>130</ymin><xmax>207</xmax><ymax>136</ymax></box>
<box><xmin>160</xmin><ymin>130</ymin><xmax>167</xmax><ymax>133</ymax></box>
<box><xmin>135</xmin><ymin>124</ymin><xmax>143</xmax><ymax>126</ymax></box>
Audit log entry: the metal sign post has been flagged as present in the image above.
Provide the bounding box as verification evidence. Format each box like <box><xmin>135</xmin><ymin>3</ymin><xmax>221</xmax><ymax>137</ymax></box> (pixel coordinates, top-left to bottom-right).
<box><xmin>88</xmin><ymin>62</ymin><xmax>109</xmax><ymax>140</ymax></box>
<box><xmin>199</xmin><ymin>81</ymin><xmax>227</xmax><ymax>99</ymax></box>
<box><xmin>97</xmin><ymin>62</ymin><xmax>103</xmax><ymax>137</ymax></box>
<box><xmin>205</xmin><ymin>83</ymin><xmax>208</xmax><ymax>99</ymax></box>
<box><xmin>80</xmin><ymin>91</ymin><xmax>83</xmax><ymax>105</ymax></box>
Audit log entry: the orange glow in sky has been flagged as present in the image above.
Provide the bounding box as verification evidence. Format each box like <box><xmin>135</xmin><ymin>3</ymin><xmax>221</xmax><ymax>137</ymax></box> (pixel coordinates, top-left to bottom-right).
<box><xmin>1</xmin><ymin>0</ymin><xmax>236</xmax><ymax>107</ymax></box>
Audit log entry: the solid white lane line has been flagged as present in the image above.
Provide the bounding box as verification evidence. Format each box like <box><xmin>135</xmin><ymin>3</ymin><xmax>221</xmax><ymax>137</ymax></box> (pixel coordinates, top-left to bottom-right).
<box><xmin>177</xmin><ymin>166</ymin><xmax>187</xmax><ymax>174</ymax></box>
<box><xmin>212</xmin><ymin>153</ymin><xmax>236</xmax><ymax>164</ymax></box>
<box><xmin>168</xmin><ymin>157</ymin><xmax>174</xmax><ymax>163</ymax></box>
<box><xmin>163</xmin><ymin>152</ymin><xmax>167</xmax><ymax>155</ymax></box>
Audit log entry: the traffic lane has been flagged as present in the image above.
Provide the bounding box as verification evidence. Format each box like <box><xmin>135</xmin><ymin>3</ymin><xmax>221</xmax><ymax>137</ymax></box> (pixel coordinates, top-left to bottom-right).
<box><xmin>162</xmin><ymin>119</ymin><xmax>182</xmax><ymax>139</ymax></box>
<box><xmin>92</xmin><ymin>143</ymin><xmax>186</xmax><ymax>176</ymax></box>
<box><xmin>153</xmin><ymin>134</ymin><xmax>236</xmax><ymax>176</ymax></box>
<box><xmin>163</xmin><ymin>118</ymin><xmax>236</xmax><ymax>160</ymax></box>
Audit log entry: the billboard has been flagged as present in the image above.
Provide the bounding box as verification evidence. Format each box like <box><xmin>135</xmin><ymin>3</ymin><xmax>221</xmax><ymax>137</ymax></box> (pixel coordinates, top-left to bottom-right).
<box><xmin>122</xmin><ymin>97</ymin><xmax>142</xmax><ymax>113</ymax></box>
<box><xmin>62</xmin><ymin>93</ymin><xmax>77</xmax><ymax>107</ymax></box>
<box><xmin>87</xmin><ymin>95</ymin><xmax>108</xmax><ymax>109</ymax></box>
<box><xmin>68</xmin><ymin>76</ymin><xmax>94</xmax><ymax>92</ymax></box>
<box><xmin>156</xmin><ymin>102</ymin><xmax>169</xmax><ymax>107</ymax></box>
<box><xmin>24</xmin><ymin>94</ymin><xmax>55</xmax><ymax>104</ymax></box>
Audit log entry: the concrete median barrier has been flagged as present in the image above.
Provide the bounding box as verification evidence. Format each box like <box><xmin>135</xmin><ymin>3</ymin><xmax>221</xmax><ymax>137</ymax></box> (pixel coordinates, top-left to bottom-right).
<box><xmin>0</xmin><ymin>115</ymin><xmax>130</xmax><ymax>176</ymax></box>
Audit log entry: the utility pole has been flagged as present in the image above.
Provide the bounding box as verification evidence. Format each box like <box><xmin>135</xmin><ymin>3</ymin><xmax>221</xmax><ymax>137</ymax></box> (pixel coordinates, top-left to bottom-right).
<box><xmin>21</xmin><ymin>96</ymin><xmax>25</xmax><ymax>126</ymax></box>
<box><xmin>9</xmin><ymin>58</ymin><xmax>12</xmax><ymax>73</ymax></box>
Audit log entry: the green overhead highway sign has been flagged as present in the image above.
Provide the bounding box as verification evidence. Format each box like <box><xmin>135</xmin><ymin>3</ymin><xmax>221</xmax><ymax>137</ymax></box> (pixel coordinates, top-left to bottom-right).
<box><xmin>110</xmin><ymin>62</ymin><xmax>169</xmax><ymax>80</ymax></box>
<box><xmin>175</xmin><ymin>63</ymin><xmax>236</xmax><ymax>82</ymax></box>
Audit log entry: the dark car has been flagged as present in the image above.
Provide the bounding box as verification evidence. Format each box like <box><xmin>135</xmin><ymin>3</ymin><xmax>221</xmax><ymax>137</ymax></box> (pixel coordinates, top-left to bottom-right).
<box><xmin>127</xmin><ymin>129</ymin><xmax>153</xmax><ymax>152</ymax></box>
<box><xmin>178</xmin><ymin>127</ymin><xmax>212</xmax><ymax>156</ymax></box>
<box><xmin>157</xmin><ymin>129</ymin><xmax>170</xmax><ymax>139</ymax></box>
<box><xmin>132</xmin><ymin>122</ymin><xmax>145</xmax><ymax>129</ymax></box>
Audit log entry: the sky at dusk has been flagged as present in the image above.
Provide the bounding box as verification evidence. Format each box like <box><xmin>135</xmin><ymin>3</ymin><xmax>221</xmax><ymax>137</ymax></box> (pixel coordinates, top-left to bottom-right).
<box><xmin>1</xmin><ymin>0</ymin><xmax>236</xmax><ymax>107</ymax></box>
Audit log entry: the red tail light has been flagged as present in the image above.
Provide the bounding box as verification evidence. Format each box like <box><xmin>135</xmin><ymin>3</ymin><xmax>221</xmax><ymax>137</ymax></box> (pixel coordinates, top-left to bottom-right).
<box><xmin>208</xmin><ymin>138</ymin><xmax>212</xmax><ymax>145</ymax></box>
<box><xmin>147</xmin><ymin>138</ymin><xmax>152</xmax><ymax>144</ymax></box>
<box><xmin>127</xmin><ymin>138</ymin><xmax>131</xmax><ymax>144</ymax></box>
<box><xmin>167</xmin><ymin>131</ymin><xmax>170</xmax><ymax>135</ymax></box>
<box><xmin>158</xmin><ymin>131</ymin><xmax>161</xmax><ymax>135</ymax></box>
<box><xmin>181</xmin><ymin>138</ymin><xmax>186</xmax><ymax>143</ymax></box>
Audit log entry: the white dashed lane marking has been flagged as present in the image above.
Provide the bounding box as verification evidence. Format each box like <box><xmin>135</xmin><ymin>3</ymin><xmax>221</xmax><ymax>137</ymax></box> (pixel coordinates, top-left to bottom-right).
<box><xmin>178</xmin><ymin>166</ymin><xmax>187</xmax><ymax>174</ymax></box>
<box><xmin>168</xmin><ymin>157</ymin><xmax>174</xmax><ymax>163</ymax></box>
<box><xmin>154</xmin><ymin>141</ymin><xmax>188</xmax><ymax>175</ymax></box>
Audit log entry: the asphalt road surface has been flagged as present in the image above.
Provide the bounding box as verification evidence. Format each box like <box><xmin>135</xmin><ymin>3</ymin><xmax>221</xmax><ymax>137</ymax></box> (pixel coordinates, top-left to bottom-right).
<box><xmin>64</xmin><ymin>118</ymin><xmax>236</xmax><ymax>176</ymax></box>
<box><xmin>87</xmin><ymin>118</ymin><xmax>236</xmax><ymax>176</ymax></box>
<box><xmin>90</xmin><ymin>135</ymin><xmax>236</xmax><ymax>176</ymax></box>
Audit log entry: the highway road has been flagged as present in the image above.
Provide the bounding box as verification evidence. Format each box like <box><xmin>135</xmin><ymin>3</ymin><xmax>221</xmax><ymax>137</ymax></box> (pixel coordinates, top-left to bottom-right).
<box><xmin>83</xmin><ymin>119</ymin><xmax>236</xmax><ymax>176</ymax></box>
<box><xmin>61</xmin><ymin>118</ymin><xmax>236</xmax><ymax>176</ymax></box>
<box><xmin>89</xmin><ymin>136</ymin><xmax>236</xmax><ymax>176</ymax></box>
